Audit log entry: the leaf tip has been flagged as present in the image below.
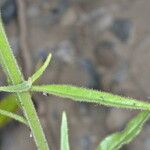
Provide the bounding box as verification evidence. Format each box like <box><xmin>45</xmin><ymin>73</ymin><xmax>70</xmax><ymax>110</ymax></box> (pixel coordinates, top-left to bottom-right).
<box><xmin>47</xmin><ymin>53</ymin><xmax>52</xmax><ymax>63</ymax></box>
<box><xmin>62</xmin><ymin>111</ymin><xmax>67</xmax><ymax>121</ymax></box>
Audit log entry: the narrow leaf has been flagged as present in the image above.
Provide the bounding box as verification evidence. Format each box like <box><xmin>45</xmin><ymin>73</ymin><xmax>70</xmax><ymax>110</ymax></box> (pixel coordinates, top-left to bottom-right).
<box><xmin>30</xmin><ymin>53</ymin><xmax>52</xmax><ymax>83</ymax></box>
<box><xmin>0</xmin><ymin>94</ymin><xmax>18</xmax><ymax>127</ymax></box>
<box><xmin>0</xmin><ymin>108</ymin><xmax>28</xmax><ymax>125</ymax></box>
<box><xmin>32</xmin><ymin>85</ymin><xmax>150</xmax><ymax>111</ymax></box>
<box><xmin>97</xmin><ymin>111</ymin><xmax>150</xmax><ymax>150</ymax></box>
<box><xmin>61</xmin><ymin>112</ymin><xmax>70</xmax><ymax>150</ymax></box>
<box><xmin>0</xmin><ymin>17</ymin><xmax>23</xmax><ymax>84</ymax></box>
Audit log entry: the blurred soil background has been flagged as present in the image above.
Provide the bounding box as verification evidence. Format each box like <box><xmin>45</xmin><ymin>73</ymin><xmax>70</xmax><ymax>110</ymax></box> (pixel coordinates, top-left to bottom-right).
<box><xmin>1</xmin><ymin>0</ymin><xmax>150</xmax><ymax>149</ymax></box>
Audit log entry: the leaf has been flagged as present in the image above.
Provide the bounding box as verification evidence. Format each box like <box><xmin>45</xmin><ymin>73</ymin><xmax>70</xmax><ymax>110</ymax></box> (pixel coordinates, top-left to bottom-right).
<box><xmin>61</xmin><ymin>112</ymin><xmax>70</xmax><ymax>150</ymax></box>
<box><xmin>0</xmin><ymin>94</ymin><xmax>18</xmax><ymax>127</ymax></box>
<box><xmin>97</xmin><ymin>111</ymin><xmax>150</xmax><ymax>150</ymax></box>
<box><xmin>30</xmin><ymin>53</ymin><xmax>52</xmax><ymax>83</ymax></box>
<box><xmin>0</xmin><ymin>108</ymin><xmax>28</xmax><ymax>126</ymax></box>
<box><xmin>0</xmin><ymin>17</ymin><xmax>23</xmax><ymax>84</ymax></box>
<box><xmin>31</xmin><ymin>85</ymin><xmax>150</xmax><ymax>111</ymax></box>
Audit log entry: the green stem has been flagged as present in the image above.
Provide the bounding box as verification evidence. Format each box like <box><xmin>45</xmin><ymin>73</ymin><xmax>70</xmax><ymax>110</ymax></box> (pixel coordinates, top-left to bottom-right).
<box><xmin>0</xmin><ymin>80</ymin><xmax>31</xmax><ymax>92</ymax></box>
<box><xmin>0</xmin><ymin>18</ymin><xmax>49</xmax><ymax>149</ymax></box>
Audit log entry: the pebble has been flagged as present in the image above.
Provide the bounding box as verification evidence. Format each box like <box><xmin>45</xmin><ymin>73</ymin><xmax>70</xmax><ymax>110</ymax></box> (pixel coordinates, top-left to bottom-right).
<box><xmin>111</xmin><ymin>18</ymin><xmax>132</xmax><ymax>42</ymax></box>
<box><xmin>1</xmin><ymin>0</ymin><xmax>17</xmax><ymax>24</ymax></box>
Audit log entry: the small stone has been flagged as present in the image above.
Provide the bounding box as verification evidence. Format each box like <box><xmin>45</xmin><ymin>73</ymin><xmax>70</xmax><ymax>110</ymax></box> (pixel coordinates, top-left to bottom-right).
<box><xmin>1</xmin><ymin>0</ymin><xmax>17</xmax><ymax>24</ymax></box>
<box><xmin>111</xmin><ymin>18</ymin><xmax>132</xmax><ymax>42</ymax></box>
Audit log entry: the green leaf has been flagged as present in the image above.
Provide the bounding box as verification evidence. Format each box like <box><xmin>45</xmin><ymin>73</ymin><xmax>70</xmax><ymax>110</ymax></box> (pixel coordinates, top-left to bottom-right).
<box><xmin>61</xmin><ymin>112</ymin><xmax>70</xmax><ymax>150</ymax></box>
<box><xmin>30</xmin><ymin>53</ymin><xmax>52</xmax><ymax>83</ymax></box>
<box><xmin>0</xmin><ymin>94</ymin><xmax>18</xmax><ymax>127</ymax></box>
<box><xmin>0</xmin><ymin>17</ymin><xmax>23</xmax><ymax>84</ymax></box>
<box><xmin>0</xmin><ymin>108</ymin><xmax>28</xmax><ymax>126</ymax></box>
<box><xmin>0</xmin><ymin>94</ymin><xmax>27</xmax><ymax>126</ymax></box>
<box><xmin>97</xmin><ymin>111</ymin><xmax>150</xmax><ymax>150</ymax></box>
<box><xmin>31</xmin><ymin>85</ymin><xmax>150</xmax><ymax>111</ymax></box>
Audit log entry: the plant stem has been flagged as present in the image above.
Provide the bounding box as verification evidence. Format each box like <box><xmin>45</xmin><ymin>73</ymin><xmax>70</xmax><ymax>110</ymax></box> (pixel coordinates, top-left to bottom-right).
<box><xmin>0</xmin><ymin>18</ymin><xmax>49</xmax><ymax>149</ymax></box>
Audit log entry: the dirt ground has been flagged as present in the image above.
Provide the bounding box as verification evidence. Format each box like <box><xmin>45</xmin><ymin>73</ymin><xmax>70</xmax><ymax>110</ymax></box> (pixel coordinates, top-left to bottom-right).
<box><xmin>1</xmin><ymin>0</ymin><xmax>150</xmax><ymax>149</ymax></box>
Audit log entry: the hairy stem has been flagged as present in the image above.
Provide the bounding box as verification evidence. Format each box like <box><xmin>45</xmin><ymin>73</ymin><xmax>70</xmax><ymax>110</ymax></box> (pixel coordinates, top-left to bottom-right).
<box><xmin>0</xmin><ymin>18</ymin><xmax>49</xmax><ymax>149</ymax></box>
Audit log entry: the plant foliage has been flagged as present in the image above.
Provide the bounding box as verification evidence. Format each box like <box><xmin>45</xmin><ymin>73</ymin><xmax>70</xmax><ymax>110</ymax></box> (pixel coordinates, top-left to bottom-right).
<box><xmin>61</xmin><ymin>112</ymin><xmax>70</xmax><ymax>150</ymax></box>
<box><xmin>0</xmin><ymin>15</ymin><xmax>149</xmax><ymax>150</ymax></box>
